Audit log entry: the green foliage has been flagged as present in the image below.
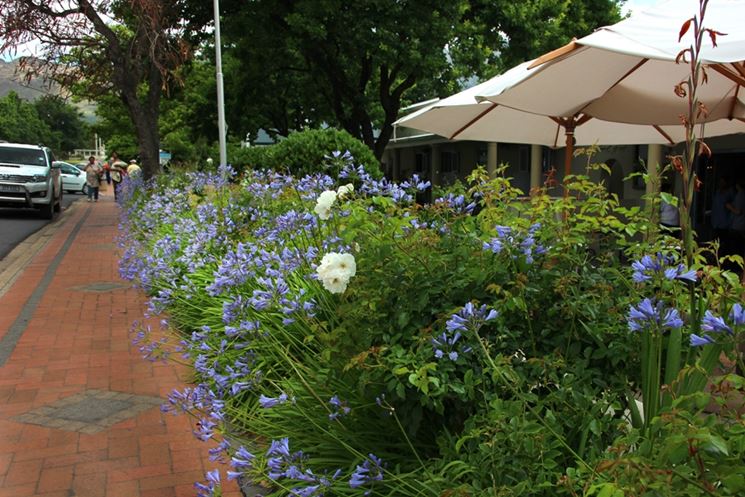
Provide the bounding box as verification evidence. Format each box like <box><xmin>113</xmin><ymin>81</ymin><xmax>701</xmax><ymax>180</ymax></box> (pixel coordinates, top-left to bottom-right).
<box><xmin>0</xmin><ymin>92</ymin><xmax>53</xmax><ymax>145</ymax></box>
<box><xmin>90</xmin><ymin>93</ymin><xmax>138</xmax><ymax>161</ymax></box>
<box><xmin>230</xmin><ymin>128</ymin><xmax>382</xmax><ymax>178</ymax></box>
<box><xmin>32</xmin><ymin>95</ymin><xmax>87</xmax><ymax>154</ymax></box>
<box><xmin>119</xmin><ymin>156</ymin><xmax>744</xmax><ymax>496</ymax></box>
<box><xmin>218</xmin><ymin>0</ymin><xmax>623</xmax><ymax>158</ymax></box>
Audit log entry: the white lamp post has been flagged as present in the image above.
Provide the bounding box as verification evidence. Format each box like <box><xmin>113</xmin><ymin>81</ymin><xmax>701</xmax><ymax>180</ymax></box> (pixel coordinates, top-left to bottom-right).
<box><xmin>213</xmin><ymin>0</ymin><xmax>227</xmax><ymax>167</ymax></box>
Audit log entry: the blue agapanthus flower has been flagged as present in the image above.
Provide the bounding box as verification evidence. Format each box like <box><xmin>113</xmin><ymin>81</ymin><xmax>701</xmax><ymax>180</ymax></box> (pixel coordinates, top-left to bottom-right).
<box><xmin>433</xmin><ymin>303</ymin><xmax>497</xmax><ymax>361</ymax></box>
<box><xmin>349</xmin><ymin>453</ymin><xmax>384</xmax><ymax>495</ymax></box>
<box><xmin>628</xmin><ymin>298</ymin><xmax>684</xmax><ymax>332</ymax></box>
<box><xmin>631</xmin><ymin>253</ymin><xmax>697</xmax><ymax>284</ymax></box>
<box><xmin>692</xmin><ymin>303</ymin><xmax>744</xmax><ymax>347</ymax></box>
<box><xmin>194</xmin><ymin>468</ymin><xmax>220</xmax><ymax>497</ymax></box>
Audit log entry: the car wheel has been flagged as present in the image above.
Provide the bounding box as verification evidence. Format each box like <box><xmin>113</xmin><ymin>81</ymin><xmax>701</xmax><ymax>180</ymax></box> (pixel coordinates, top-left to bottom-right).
<box><xmin>39</xmin><ymin>200</ymin><xmax>54</xmax><ymax>220</ymax></box>
<box><xmin>54</xmin><ymin>189</ymin><xmax>62</xmax><ymax>212</ymax></box>
<box><xmin>82</xmin><ymin>184</ymin><xmax>88</xmax><ymax>195</ymax></box>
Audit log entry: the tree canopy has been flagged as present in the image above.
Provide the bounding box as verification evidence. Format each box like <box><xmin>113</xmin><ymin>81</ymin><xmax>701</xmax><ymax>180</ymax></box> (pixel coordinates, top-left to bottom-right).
<box><xmin>0</xmin><ymin>0</ymin><xmax>199</xmax><ymax>178</ymax></box>
<box><xmin>216</xmin><ymin>0</ymin><xmax>624</xmax><ymax>160</ymax></box>
<box><xmin>0</xmin><ymin>92</ymin><xmax>87</xmax><ymax>154</ymax></box>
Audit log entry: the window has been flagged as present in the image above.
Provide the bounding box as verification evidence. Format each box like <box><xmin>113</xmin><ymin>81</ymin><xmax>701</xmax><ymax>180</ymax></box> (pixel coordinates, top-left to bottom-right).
<box><xmin>440</xmin><ymin>151</ymin><xmax>459</xmax><ymax>174</ymax></box>
<box><xmin>415</xmin><ymin>152</ymin><xmax>428</xmax><ymax>174</ymax></box>
<box><xmin>0</xmin><ymin>147</ymin><xmax>47</xmax><ymax>166</ymax></box>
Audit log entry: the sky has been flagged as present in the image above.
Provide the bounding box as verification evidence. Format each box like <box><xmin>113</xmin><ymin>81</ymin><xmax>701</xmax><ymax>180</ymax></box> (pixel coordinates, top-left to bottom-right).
<box><xmin>622</xmin><ymin>0</ymin><xmax>667</xmax><ymax>15</ymax></box>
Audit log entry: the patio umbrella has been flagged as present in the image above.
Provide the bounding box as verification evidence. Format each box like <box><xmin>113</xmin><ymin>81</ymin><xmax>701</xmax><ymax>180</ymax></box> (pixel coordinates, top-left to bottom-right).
<box><xmin>475</xmin><ymin>0</ymin><xmax>745</xmax><ymax>174</ymax></box>
<box><xmin>395</xmin><ymin>60</ymin><xmax>744</xmax><ymax>176</ymax></box>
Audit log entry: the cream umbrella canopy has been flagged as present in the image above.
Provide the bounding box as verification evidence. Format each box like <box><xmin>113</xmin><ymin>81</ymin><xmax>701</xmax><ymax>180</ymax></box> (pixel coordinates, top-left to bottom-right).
<box><xmin>475</xmin><ymin>0</ymin><xmax>745</xmax><ymax>174</ymax></box>
<box><xmin>395</xmin><ymin>59</ymin><xmax>742</xmax><ymax>147</ymax></box>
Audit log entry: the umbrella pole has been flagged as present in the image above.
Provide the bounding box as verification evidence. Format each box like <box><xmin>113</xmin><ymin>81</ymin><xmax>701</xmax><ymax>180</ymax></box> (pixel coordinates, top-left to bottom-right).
<box><xmin>563</xmin><ymin>123</ymin><xmax>575</xmax><ymax>179</ymax></box>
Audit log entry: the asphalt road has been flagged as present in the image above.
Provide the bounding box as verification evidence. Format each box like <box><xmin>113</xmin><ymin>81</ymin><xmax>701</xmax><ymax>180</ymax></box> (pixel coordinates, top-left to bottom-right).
<box><xmin>0</xmin><ymin>192</ymin><xmax>82</xmax><ymax>260</ymax></box>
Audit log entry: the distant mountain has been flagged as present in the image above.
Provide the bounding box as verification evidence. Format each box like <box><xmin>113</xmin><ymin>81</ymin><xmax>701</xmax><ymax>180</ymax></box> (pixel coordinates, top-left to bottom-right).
<box><xmin>0</xmin><ymin>58</ymin><xmax>59</xmax><ymax>100</ymax></box>
<box><xmin>0</xmin><ymin>59</ymin><xmax>97</xmax><ymax>123</ymax></box>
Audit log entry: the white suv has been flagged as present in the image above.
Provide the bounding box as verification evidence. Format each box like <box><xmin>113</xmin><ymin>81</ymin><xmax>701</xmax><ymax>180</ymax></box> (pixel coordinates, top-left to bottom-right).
<box><xmin>0</xmin><ymin>142</ymin><xmax>62</xmax><ymax>219</ymax></box>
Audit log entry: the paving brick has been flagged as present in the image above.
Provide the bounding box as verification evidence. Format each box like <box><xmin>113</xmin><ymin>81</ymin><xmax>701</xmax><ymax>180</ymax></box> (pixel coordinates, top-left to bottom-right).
<box><xmin>0</xmin><ymin>198</ymin><xmax>241</xmax><ymax>496</ymax></box>
<box><xmin>4</xmin><ymin>459</ymin><xmax>43</xmax><ymax>486</ymax></box>
<box><xmin>35</xmin><ymin>465</ymin><xmax>74</xmax><ymax>494</ymax></box>
<box><xmin>105</xmin><ymin>480</ymin><xmax>140</xmax><ymax>497</ymax></box>
<box><xmin>71</xmin><ymin>471</ymin><xmax>106</xmax><ymax>497</ymax></box>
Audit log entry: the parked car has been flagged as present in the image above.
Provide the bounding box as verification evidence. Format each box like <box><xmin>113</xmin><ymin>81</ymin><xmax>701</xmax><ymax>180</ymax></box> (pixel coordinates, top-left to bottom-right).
<box><xmin>55</xmin><ymin>161</ymin><xmax>88</xmax><ymax>194</ymax></box>
<box><xmin>0</xmin><ymin>143</ymin><xmax>62</xmax><ymax>219</ymax></box>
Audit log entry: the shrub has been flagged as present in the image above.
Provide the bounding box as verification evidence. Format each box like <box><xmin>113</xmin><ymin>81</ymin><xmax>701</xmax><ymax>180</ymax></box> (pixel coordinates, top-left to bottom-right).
<box><xmin>118</xmin><ymin>159</ymin><xmax>745</xmax><ymax>497</ymax></box>
<box><xmin>228</xmin><ymin>128</ymin><xmax>382</xmax><ymax>179</ymax></box>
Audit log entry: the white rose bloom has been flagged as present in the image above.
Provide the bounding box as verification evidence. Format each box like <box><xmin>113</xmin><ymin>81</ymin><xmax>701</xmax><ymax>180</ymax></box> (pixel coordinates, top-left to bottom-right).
<box><xmin>337</xmin><ymin>183</ymin><xmax>354</xmax><ymax>199</ymax></box>
<box><xmin>319</xmin><ymin>268</ymin><xmax>350</xmax><ymax>294</ymax></box>
<box><xmin>317</xmin><ymin>252</ymin><xmax>356</xmax><ymax>293</ymax></box>
<box><xmin>314</xmin><ymin>203</ymin><xmax>332</xmax><ymax>220</ymax></box>
<box><xmin>314</xmin><ymin>190</ymin><xmax>337</xmax><ymax>220</ymax></box>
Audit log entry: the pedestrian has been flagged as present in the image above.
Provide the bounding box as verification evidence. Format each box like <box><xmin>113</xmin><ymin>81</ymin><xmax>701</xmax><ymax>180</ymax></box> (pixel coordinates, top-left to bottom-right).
<box><xmin>102</xmin><ymin>160</ymin><xmax>111</xmax><ymax>185</ymax></box>
<box><xmin>126</xmin><ymin>159</ymin><xmax>142</xmax><ymax>178</ymax></box>
<box><xmin>110</xmin><ymin>159</ymin><xmax>127</xmax><ymax>201</ymax></box>
<box><xmin>84</xmin><ymin>155</ymin><xmax>102</xmax><ymax>202</ymax></box>
<box><xmin>106</xmin><ymin>152</ymin><xmax>120</xmax><ymax>185</ymax></box>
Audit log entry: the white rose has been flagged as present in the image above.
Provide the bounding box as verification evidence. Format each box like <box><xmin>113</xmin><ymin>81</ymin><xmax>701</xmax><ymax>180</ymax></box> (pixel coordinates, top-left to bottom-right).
<box><xmin>317</xmin><ymin>252</ymin><xmax>356</xmax><ymax>293</ymax></box>
<box><xmin>319</xmin><ymin>268</ymin><xmax>350</xmax><ymax>294</ymax></box>
<box><xmin>318</xmin><ymin>252</ymin><xmax>356</xmax><ymax>279</ymax></box>
<box><xmin>337</xmin><ymin>183</ymin><xmax>354</xmax><ymax>199</ymax></box>
<box><xmin>314</xmin><ymin>190</ymin><xmax>337</xmax><ymax>220</ymax></box>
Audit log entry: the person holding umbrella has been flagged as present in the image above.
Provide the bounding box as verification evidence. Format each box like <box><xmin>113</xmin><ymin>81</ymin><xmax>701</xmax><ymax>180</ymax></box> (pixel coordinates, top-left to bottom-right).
<box><xmin>110</xmin><ymin>156</ymin><xmax>127</xmax><ymax>201</ymax></box>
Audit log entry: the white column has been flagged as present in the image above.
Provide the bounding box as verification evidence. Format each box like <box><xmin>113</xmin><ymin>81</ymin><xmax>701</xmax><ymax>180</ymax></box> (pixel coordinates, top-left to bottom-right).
<box><xmin>646</xmin><ymin>144</ymin><xmax>663</xmax><ymax>207</ymax></box>
<box><xmin>530</xmin><ymin>144</ymin><xmax>542</xmax><ymax>189</ymax></box>
<box><xmin>487</xmin><ymin>142</ymin><xmax>498</xmax><ymax>178</ymax></box>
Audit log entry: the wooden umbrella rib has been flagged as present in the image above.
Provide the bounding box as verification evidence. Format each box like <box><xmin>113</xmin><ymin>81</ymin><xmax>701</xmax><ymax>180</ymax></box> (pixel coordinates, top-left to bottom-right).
<box><xmin>528</xmin><ymin>40</ymin><xmax>579</xmax><ymax>69</ymax></box>
<box><xmin>652</xmin><ymin>125</ymin><xmax>675</xmax><ymax>145</ymax></box>
<box><xmin>710</xmin><ymin>63</ymin><xmax>745</xmax><ymax>87</ymax></box>
<box><xmin>449</xmin><ymin>103</ymin><xmax>498</xmax><ymax>140</ymax></box>
<box><xmin>574</xmin><ymin>113</ymin><xmax>594</xmax><ymax>127</ymax></box>
<box><xmin>730</xmin><ymin>61</ymin><xmax>745</xmax><ymax>79</ymax></box>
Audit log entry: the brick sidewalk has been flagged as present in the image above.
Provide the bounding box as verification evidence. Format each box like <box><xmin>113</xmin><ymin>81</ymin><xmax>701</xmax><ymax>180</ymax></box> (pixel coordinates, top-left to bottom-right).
<box><xmin>0</xmin><ymin>191</ymin><xmax>240</xmax><ymax>497</ymax></box>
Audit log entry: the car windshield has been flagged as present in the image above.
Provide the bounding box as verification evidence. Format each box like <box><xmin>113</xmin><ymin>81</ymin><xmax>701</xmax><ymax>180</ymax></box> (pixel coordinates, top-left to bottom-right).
<box><xmin>0</xmin><ymin>147</ymin><xmax>47</xmax><ymax>166</ymax></box>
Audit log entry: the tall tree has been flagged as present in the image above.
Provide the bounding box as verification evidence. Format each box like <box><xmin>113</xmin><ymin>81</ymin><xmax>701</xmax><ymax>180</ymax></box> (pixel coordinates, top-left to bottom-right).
<box><xmin>33</xmin><ymin>95</ymin><xmax>87</xmax><ymax>154</ymax></box>
<box><xmin>219</xmin><ymin>0</ymin><xmax>624</xmax><ymax>160</ymax></box>
<box><xmin>0</xmin><ymin>91</ymin><xmax>52</xmax><ymax>144</ymax></box>
<box><xmin>0</xmin><ymin>0</ymin><xmax>195</xmax><ymax>179</ymax></box>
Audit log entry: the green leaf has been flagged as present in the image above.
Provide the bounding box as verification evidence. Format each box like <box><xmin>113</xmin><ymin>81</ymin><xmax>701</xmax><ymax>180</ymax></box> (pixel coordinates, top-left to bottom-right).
<box><xmin>700</xmin><ymin>434</ymin><xmax>729</xmax><ymax>456</ymax></box>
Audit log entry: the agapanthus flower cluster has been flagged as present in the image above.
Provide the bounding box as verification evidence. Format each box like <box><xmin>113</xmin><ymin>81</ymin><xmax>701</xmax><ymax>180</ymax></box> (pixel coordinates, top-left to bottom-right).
<box><xmin>631</xmin><ymin>253</ymin><xmax>697</xmax><ymax>284</ymax></box>
<box><xmin>316</xmin><ymin>252</ymin><xmax>357</xmax><ymax>294</ymax></box>
<box><xmin>434</xmin><ymin>193</ymin><xmax>477</xmax><ymax>215</ymax></box>
<box><xmin>627</xmin><ymin>298</ymin><xmax>684</xmax><ymax>332</ymax></box>
<box><xmin>259</xmin><ymin>392</ymin><xmax>290</xmax><ymax>408</ymax></box>
<box><xmin>228</xmin><ymin>445</ymin><xmax>255</xmax><ymax>480</ymax></box>
<box><xmin>339</xmin><ymin>164</ymin><xmax>429</xmax><ymax>203</ymax></box>
<box><xmin>483</xmin><ymin>223</ymin><xmax>545</xmax><ymax>263</ymax></box>
<box><xmin>328</xmin><ymin>395</ymin><xmax>351</xmax><ymax>420</ymax></box>
<box><xmin>265</xmin><ymin>438</ymin><xmax>341</xmax><ymax>496</ymax></box>
<box><xmin>194</xmin><ymin>468</ymin><xmax>221</xmax><ymax>497</ymax></box>
<box><xmin>691</xmin><ymin>303</ymin><xmax>743</xmax><ymax>346</ymax></box>
<box><xmin>349</xmin><ymin>453</ymin><xmax>384</xmax><ymax>495</ymax></box>
<box><xmin>433</xmin><ymin>303</ymin><xmax>498</xmax><ymax>360</ymax></box>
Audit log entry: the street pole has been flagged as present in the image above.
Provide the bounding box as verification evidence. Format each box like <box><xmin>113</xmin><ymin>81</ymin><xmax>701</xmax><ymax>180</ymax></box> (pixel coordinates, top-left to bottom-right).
<box><xmin>213</xmin><ymin>0</ymin><xmax>227</xmax><ymax>167</ymax></box>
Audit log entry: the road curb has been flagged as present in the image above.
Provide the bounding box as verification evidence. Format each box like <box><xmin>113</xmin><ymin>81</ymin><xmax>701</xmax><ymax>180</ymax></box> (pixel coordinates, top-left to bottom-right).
<box><xmin>0</xmin><ymin>200</ymin><xmax>83</xmax><ymax>299</ymax></box>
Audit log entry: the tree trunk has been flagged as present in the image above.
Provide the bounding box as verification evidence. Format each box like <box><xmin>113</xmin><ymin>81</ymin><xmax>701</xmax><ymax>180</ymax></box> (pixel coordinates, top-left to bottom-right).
<box><xmin>118</xmin><ymin>71</ymin><xmax>162</xmax><ymax>180</ymax></box>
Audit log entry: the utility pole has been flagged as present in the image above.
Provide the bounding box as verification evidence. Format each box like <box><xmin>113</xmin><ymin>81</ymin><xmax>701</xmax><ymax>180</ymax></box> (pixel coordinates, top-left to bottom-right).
<box><xmin>213</xmin><ymin>0</ymin><xmax>227</xmax><ymax>167</ymax></box>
